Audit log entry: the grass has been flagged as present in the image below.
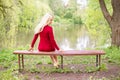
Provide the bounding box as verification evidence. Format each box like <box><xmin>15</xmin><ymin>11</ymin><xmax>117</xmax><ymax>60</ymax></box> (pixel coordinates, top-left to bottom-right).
<box><xmin>0</xmin><ymin>46</ymin><xmax>120</xmax><ymax>80</ymax></box>
<box><xmin>104</xmin><ymin>46</ymin><xmax>120</xmax><ymax>65</ymax></box>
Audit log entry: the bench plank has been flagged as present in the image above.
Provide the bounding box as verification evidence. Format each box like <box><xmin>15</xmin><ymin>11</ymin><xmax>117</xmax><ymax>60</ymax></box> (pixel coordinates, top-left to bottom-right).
<box><xmin>13</xmin><ymin>50</ymin><xmax>105</xmax><ymax>55</ymax></box>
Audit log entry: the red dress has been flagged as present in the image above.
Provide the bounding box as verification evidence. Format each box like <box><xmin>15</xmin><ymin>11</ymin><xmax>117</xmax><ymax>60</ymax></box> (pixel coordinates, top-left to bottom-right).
<box><xmin>31</xmin><ymin>25</ymin><xmax>59</xmax><ymax>51</ymax></box>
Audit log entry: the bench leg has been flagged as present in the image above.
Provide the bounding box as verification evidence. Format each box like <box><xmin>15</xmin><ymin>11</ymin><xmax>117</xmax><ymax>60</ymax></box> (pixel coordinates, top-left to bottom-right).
<box><xmin>18</xmin><ymin>54</ymin><xmax>21</xmax><ymax>70</ymax></box>
<box><xmin>98</xmin><ymin>55</ymin><xmax>101</xmax><ymax>66</ymax></box>
<box><xmin>96</xmin><ymin>55</ymin><xmax>101</xmax><ymax>67</ymax></box>
<box><xmin>22</xmin><ymin>54</ymin><xmax>24</xmax><ymax>69</ymax></box>
<box><xmin>60</xmin><ymin>55</ymin><xmax>63</xmax><ymax>69</ymax></box>
<box><xmin>18</xmin><ymin>54</ymin><xmax>24</xmax><ymax>71</ymax></box>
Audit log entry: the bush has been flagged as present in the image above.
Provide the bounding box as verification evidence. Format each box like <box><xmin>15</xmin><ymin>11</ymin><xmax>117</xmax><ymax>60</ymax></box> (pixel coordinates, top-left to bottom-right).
<box><xmin>104</xmin><ymin>46</ymin><xmax>120</xmax><ymax>64</ymax></box>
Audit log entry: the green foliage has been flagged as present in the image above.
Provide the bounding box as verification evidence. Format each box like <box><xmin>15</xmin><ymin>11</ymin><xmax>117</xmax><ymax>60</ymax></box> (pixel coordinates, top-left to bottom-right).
<box><xmin>49</xmin><ymin>0</ymin><xmax>81</xmax><ymax>25</ymax></box>
<box><xmin>54</xmin><ymin>15</ymin><xmax>61</xmax><ymax>22</ymax></box>
<box><xmin>37</xmin><ymin>61</ymin><xmax>43</xmax><ymax>64</ymax></box>
<box><xmin>61</xmin><ymin>0</ymin><xmax>82</xmax><ymax>25</ymax></box>
<box><xmin>104</xmin><ymin>46</ymin><xmax>120</xmax><ymax>64</ymax></box>
<box><xmin>73</xmin><ymin>15</ymin><xmax>83</xmax><ymax>25</ymax></box>
<box><xmin>85</xmin><ymin>66</ymin><xmax>98</xmax><ymax>73</ymax></box>
<box><xmin>48</xmin><ymin>0</ymin><xmax>64</xmax><ymax>17</ymax></box>
<box><xmin>0</xmin><ymin>0</ymin><xmax>20</xmax><ymax>48</ymax></box>
<box><xmin>0</xmin><ymin>19</ymin><xmax>6</xmax><ymax>49</ymax></box>
<box><xmin>84</xmin><ymin>0</ymin><xmax>111</xmax><ymax>47</ymax></box>
<box><xmin>0</xmin><ymin>49</ymin><xmax>20</xmax><ymax>80</ymax></box>
<box><xmin>30</xmin><ymin>67</ymin><xmax>41</xmax><ymax>73</ymax></box>
<box><xmin>0</xmin><ymin>49</ymin><xmax>16</xmax><ymax>67</ymax></box>
<box><xmin>64</xmin><ymin>10</ymin><xmax>73</xmax><ymax>19</ymax></box>
<box><xmin>99</xmin><ymin>64</ymin><xmax>107</xmax><ymax>71</ymax></box>
<box><xmin>18</xmin><ymin>0</ymin><xmax>52</xmax><ymax>31</ymax></box>
<box><xmin>104</xmin><ymin>0</ymin><xmax>113</xmax><ymax>15</ymax></box>
<box><xmin>0</xmin><ymin>70</ymin><xmax>20</xmax><ymax>80</ymax></box>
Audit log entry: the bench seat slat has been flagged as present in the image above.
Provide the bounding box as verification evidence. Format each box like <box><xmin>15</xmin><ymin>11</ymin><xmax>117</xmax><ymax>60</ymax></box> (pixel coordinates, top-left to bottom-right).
<box><xmin>13</xmin><ymin>50</ymin><xmax>105</xmax><ymax>56</ymax></box>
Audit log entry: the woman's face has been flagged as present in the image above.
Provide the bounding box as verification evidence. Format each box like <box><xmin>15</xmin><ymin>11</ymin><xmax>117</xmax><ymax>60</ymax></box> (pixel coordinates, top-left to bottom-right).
<box><xmin>47</xmin><ymin>17</ymin><xmax>53</xmax><ymax>25</ymax></box>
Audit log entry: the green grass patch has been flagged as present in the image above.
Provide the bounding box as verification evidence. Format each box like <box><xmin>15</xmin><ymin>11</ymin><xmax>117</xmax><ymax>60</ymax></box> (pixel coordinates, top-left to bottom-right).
<box><xmin>104</xmin><ymin>46</ymin><xmax>120</xmax><ymax>65</ymax></box>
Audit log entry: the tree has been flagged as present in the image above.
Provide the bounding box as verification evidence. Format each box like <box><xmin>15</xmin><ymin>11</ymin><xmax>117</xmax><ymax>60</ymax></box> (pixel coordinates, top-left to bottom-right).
<box><xmin>0</xmin><ymin>0</ymin><xmax>20</xmax><ymax>48</ymax></box>
<box><xmin>99</xmin><ymin>0</ymin><xmax>120</xmax><ymax>47</ymax></box>
<box><xmin>48</xmin><ymin>0</ymin><xmax>64</xmax><ymax>17</ymax></box>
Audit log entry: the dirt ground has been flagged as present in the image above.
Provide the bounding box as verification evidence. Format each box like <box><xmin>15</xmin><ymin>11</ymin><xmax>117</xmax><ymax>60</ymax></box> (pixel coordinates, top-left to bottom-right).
<box><xmin>1</xmin><ymin>58</ymin><xmax>120</xmax><ymax>80</ymax></box>
<box><xmin>19</xmin><ymin>63</ymin><xmax>120</xmax><ymax>80</ymax></box>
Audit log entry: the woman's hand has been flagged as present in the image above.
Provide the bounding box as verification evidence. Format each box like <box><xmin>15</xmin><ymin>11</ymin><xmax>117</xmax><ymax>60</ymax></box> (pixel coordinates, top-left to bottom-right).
<box><xmin>59</xmin><ymin>49</ymin><xmax>64</xmax><ymax>52</ymax></box>
<box><xmin>28</xmin><ymin>47</ymin><xmax>33</xmax><ymax>51</ymax></box>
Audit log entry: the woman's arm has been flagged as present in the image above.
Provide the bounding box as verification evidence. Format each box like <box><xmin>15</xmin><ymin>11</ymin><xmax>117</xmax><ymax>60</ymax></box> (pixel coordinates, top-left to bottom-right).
<box><xmin>29</xmin><ymin>33</ymin><xmax>39</xmax><ymax>51</ymax></box>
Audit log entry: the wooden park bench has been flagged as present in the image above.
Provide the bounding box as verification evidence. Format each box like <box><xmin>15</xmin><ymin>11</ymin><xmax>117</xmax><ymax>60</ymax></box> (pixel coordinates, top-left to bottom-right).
<box><xmin>13</xmin><ymin>50</ymin><xmax>105</xmax><ymax>71</ymax></box>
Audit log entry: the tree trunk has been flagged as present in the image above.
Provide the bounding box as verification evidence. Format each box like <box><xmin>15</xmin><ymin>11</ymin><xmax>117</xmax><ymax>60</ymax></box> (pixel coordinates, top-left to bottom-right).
<box><xmin>99</xmin><ymin>0</ymin><xmax>120</xmax><ymax>47</ymax></box>
<box><xmin>111</xmin><ymin>22</ymin><xmax>120</xmax><ymax>47</ymax></box>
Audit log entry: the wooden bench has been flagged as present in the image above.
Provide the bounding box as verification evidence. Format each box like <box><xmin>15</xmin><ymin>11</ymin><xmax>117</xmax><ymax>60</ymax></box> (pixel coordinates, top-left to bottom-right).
<box><xmin>13</xmin><ymin>50</ymin><xmax>105</xmax><ymax>71</ymax></box>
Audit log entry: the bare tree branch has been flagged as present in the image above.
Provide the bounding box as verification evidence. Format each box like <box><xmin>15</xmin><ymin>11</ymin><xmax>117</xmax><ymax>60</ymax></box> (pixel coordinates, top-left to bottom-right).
<box><xmin>99</xmin><ymin>0</ymin><xmax>112</xmax><ymax>28</ymax></box>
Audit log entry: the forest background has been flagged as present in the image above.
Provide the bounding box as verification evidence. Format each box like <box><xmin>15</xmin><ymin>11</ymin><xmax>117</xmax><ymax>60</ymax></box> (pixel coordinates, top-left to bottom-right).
<box><xmin>0</xmin><ymin>0</ymin><xmax>111</xmax><ymax>49</ymax></box>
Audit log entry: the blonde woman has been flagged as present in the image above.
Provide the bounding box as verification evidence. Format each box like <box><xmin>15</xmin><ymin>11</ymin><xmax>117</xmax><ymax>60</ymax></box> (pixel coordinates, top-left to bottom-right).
<box><xmin>29</xmin><ymin>13</ymin><xmax>60</xmax><ymax>68</ymax></box>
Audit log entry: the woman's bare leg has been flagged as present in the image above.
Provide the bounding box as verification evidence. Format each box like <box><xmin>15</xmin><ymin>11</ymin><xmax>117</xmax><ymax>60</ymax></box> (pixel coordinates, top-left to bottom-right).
<box><xmin>50</xmin><ymin>55</ymin><xmax>56</xmax><ymax>64</ymax></box>
<box><xmin>50</xmin><ymin>55</ymin><xmax>59</xmax><ymax>67</ymax></box>
<box><xmin>53</xmin><ymin>55</ymin><xmax>59</xmax><ymax>64</ymax></box>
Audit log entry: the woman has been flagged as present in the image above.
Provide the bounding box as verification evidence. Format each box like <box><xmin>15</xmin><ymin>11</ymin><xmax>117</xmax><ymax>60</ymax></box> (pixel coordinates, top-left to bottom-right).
<box><xmin>29</xmin><ymin>13</ymin><xmax>60</xmax><ymax>68</ymax></box>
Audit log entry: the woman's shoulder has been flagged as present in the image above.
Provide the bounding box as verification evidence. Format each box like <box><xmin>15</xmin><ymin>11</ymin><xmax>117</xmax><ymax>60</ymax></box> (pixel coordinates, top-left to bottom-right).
<box><xmin>46</xmin><ymin>25</ymin><xmax>52</xmax><ymax>28</ymax></box>
<box><xmin>46</xmin><ymin>25</ymin><xmax>52</xmax><ymax>30</ymax></box>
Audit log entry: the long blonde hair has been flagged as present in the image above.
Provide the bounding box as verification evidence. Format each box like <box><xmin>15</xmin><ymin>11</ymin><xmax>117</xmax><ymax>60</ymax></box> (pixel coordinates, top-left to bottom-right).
<box><xmin>34</xmin><ymin>13</ymin><xmax>53</xmax><ymax>34</ymax></box>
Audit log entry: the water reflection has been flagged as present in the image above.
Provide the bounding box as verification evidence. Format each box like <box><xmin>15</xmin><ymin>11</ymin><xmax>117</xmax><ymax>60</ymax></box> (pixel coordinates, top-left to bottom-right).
<box><xmin>59</xmin><ymin>32</ymin><xmax>91</xmax><ymax>50</ymax></box>
<box><xmin>76</xmin><ymin>35</ymin><xmax>90</xmax><ymax>50</ymax></box>
<box><xmin>55</xmin><ymin>25</ymin><xmax>93</xmax><ymax>50</ymax></box>
<box><xmin>60</xmin><ymin>38</ymin><xmax>73</xmax><ymax>50</ymax></box>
